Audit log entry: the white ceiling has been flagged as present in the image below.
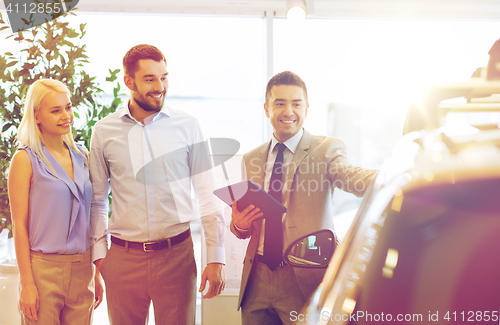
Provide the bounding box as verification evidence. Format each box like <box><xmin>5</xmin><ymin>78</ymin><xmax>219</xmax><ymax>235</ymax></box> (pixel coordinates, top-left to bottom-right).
<box><xmin>69</xmin><ymin>0</ymin><xmax>500</xmax><ymax>19</ymax></box>
<box><xmin>1</xmin><ymin>0</ymin><xmax>500</xmax><ymax>19</ymax></box>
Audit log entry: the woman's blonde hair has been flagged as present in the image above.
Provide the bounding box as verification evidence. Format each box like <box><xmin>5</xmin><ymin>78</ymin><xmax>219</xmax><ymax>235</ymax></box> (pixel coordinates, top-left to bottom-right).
<box><xmin>17</xmin><ymin>79</ymin><xmax>87</xmax><ymax>177</ymax></box>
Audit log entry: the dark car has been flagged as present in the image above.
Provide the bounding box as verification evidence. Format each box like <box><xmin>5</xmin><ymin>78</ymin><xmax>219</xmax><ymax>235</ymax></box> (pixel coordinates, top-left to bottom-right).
<box><xmin>284</xmin><ymin>39</ymin><xmax>500</xmax><ymax>324</ymax></box>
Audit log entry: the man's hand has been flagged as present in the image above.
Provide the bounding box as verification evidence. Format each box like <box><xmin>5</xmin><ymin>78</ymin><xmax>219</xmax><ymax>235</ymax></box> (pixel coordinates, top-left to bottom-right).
<box><xmin>94</xmin><ymin>268</ymin><xmax>104</xmax><ymax>309</ymax></box>
<box><xmin>199</xmin><ymin>263</ymin><xmax>225</xmax><ymax>299</ymax></box>
<box><xmin>231</xmin><ymin>201</ymin><xmax>263</xmax><ymax>230</ymax></box>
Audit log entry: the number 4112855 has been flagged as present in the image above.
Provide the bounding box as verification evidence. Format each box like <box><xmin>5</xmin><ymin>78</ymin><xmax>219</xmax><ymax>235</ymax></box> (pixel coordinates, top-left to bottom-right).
<box><xmin>444</xmin><ymin>311</ymin><xmax>499</xmax><ymax>322</ymax></box>
<box><xmin>6</xmin><ymin>2</ymin><xmax>62</xmax><ymax>14</ymax></box>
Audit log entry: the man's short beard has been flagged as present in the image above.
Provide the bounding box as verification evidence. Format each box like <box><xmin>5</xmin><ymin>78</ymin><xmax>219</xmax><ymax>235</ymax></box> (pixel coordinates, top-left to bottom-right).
<box><xmin>134</xmin><ymin>94</ymin><xmax>164</xmax><ymax>112</ymax></box>
<box><xmin>132</xmin><ymin>81</ymin><xmax>165</xmax><ymax>112</ymax></box>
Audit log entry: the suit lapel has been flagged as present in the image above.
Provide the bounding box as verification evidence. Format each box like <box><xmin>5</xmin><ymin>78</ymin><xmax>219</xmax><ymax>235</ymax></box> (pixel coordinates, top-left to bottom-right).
<box><xmin>246</xmin><ymin>133</ymin><xmax>312</xmax><ymax>226</ymax></box>
<box><xmin>245</xmin><ymin>141</ymin><xmax>271</xmax><ymax>236</ymax></box>
<box><xmin>282</xmin><ymin>130</ymin><xmax>312</xmax><ymax>203</ymax></box>
<box><xmin>246</xmin><ymin>141</ymin><xmax>270</xmax><ymax>189</ymax></box>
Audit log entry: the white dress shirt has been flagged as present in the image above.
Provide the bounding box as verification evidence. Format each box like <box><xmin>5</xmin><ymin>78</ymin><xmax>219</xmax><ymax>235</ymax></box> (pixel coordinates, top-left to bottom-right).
<box><xmin>89</xmin><ymin>103</ymin><xmax>225</xmax><ymax>264</ymax></box>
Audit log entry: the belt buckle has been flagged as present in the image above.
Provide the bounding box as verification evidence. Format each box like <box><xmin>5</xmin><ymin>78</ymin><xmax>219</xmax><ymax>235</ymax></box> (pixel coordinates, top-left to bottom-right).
<box><xmin>143</xmin><ymin>242</ymin><xmax>157</xmax><ymax>252</ymax></box>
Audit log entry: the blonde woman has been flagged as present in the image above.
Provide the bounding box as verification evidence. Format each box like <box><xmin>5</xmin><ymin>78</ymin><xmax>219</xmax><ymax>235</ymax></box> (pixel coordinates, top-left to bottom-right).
<box><xmin>8</xmin><ymin>79</ymin><xmax>103</xmax><ymax>324</ymax></box>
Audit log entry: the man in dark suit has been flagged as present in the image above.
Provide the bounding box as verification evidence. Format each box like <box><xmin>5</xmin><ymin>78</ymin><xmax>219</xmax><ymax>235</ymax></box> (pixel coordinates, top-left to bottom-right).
<box><xmin>230</xmin><ymin>71</ymin><xmax>377</xmax><ymax>324</ymax></box>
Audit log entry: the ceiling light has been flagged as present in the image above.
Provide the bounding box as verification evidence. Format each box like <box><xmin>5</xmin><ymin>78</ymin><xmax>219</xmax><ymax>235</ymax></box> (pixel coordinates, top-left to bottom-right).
<box><xmin>286</xmin><ymin>0</ymin><xmax>307</xmax><ymax>19</ymax></box>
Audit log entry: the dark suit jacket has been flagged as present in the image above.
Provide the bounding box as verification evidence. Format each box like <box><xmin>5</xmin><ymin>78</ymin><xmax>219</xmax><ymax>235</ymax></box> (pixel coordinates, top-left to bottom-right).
<box><xmin>230</xmin><ymin>129</ymin><xmax>377</xmax><ymax>309</ymax></box>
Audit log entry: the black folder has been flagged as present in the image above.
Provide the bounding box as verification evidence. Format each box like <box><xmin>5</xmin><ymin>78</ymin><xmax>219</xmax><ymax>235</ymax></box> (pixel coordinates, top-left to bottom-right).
<box><xmin>213</xmin><ymin>180</ymin><xmax>286</xmax><ymax>219</ymax></box>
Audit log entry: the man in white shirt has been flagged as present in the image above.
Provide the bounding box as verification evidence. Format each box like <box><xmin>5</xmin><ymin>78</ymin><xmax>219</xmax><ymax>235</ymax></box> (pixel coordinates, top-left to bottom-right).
<box><xmin>90</xmin><ymin>44</ymin><xmax>226</xmax><ymax>325</ymax></box>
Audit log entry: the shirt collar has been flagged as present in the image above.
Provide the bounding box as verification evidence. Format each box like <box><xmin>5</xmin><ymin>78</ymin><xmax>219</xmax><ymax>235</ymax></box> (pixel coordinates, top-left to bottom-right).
<box><xmin>271</xmin><ymin>128</ymin><xmax>304</xmax><ymax>154</ymax></box>
<box><xmin>120</xmin><ymin>100</ymin><xmax>171</xmax><ymax>124</ymax></box>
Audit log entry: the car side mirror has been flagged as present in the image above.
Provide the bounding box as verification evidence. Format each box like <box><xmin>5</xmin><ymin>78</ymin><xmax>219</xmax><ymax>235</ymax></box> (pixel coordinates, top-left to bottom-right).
<box><xmin>283</xmin><ymin>229</ymin><xmax>337</xmax><ymax>268</ymax></box>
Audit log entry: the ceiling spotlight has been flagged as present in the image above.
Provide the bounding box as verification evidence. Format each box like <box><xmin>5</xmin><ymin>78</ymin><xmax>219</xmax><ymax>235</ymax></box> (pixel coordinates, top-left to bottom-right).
<box><xmin>286</xmin><ymin>0</ymin><xmax>307</xmax><ymax>20</ymax></box>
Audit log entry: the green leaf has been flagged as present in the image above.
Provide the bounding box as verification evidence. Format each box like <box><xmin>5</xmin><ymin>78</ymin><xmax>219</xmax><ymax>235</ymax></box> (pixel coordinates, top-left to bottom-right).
<box><xmin>2</xmin><ymin>124</ymin><xmax>12</xmax><ymax>133</ymax></box>
<box><xmin>0</xmin><ymin>12</ymin><xmax>121</xmax><ymax>235</ymax></box>
<box><xmin>111</xmin><ymin>98</ymin><xmax>122</xmax><ymax>108</ymax></box>
<box><xmin>66</xmin><ymin>29</ymin><xmax>79</xmax><ymax>38</ymax></box>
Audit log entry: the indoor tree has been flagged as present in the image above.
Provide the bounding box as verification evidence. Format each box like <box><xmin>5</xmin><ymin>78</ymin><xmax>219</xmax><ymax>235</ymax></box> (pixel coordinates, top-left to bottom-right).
<box><xmin>0</xmin><ymin>11</ymin><xmax>122</xmax><ymax>237</ymax></box>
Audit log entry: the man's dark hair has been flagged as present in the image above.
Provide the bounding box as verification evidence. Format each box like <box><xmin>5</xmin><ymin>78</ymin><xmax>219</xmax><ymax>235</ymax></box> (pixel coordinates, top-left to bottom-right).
<box><xmin>123</xmin><ymin>44</ymin><xmax>166</xmax><ymax>77</ymax></box>
<box><xmin>265</xmin><ymin>71</ymin><xmax>308</xmax><ymax>104</ymax></box>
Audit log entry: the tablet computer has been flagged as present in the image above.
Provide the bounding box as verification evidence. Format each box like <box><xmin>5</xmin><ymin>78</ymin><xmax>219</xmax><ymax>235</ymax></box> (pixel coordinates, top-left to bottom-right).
<box><xmin>213</xmin><ymin>180</ymin><xmax>286</xmax><ymax>219</ymax></box>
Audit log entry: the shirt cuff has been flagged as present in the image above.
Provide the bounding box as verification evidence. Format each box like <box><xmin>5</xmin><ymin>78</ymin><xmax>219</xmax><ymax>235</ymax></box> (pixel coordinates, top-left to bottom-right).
<box><xmin>92</xmin><ymin>237</ymin><xmax>108</xmax><ymax>263</ymax></box>
<box><xmin>232</xmin><ymin>220</ymin><xmax>251</xmax><ymax>237</ymax></box>
<box><xmin>206</xmin><ymin>246</ymin><xmax>226</xmax><ymax>265</ymax></box>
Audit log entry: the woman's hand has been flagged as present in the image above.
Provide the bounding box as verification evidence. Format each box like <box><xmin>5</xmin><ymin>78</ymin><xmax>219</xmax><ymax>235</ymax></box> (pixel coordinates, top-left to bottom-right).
<box><xmin>19</xmin><ymin>283</ymin><xmax>39</xmax><ymax>321</ymax></box>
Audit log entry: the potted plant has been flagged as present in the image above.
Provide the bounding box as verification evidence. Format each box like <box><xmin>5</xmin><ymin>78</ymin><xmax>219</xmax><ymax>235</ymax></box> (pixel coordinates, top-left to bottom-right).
<box><xmin>0</xmin><ymin>11</ymin><xmax>122</xmax><ymax>240</ymax></box>
<box><xmin>0</xmin><ymin>11</ymin><xmax>122</xmax><ymax>322</ymax></box>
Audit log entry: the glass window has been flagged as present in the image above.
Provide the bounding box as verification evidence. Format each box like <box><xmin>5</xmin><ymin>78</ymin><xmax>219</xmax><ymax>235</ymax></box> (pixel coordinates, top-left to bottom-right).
<box><xmin>273</xmin><ymin>18</ymin><xmax>500</xmax><ymax>215</ymax></box>
<box><xmin>0</xmin><ymin>13</ymin><xmax>266</xmax><ymax>153</ymax></box>
<box><xmin>274</xmin><ymin>19</ymin><xmax>500</xmax><ymax>167</ymax></box>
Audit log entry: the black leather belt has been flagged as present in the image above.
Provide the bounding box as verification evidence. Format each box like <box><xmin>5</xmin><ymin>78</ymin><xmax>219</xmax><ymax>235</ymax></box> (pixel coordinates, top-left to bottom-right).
<box><xmin>111</xmin><ymin>229</ymin><xmax>190</xmax><ymax>252</ymax></box>
<box><xmin>257</xmin><ymin>254</ymin><xmax>286</xmax><ymax>268</ymax></box>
